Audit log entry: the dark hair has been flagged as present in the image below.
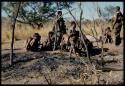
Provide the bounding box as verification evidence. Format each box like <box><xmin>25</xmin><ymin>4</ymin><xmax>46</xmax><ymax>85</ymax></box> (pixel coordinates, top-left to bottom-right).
<box><xmin>49</xmin><ymin>31</ymin><xmax>54</xmax><ymax>36</ymax></box>
<box><xmin>107</xmin><ymin>27</ymin><xmax>110</xmax><ymax>30</ymax></box>
<box><xmin>71</xmin><ymin>21</ymin><xmax>76</xmax><ymax>26</ymax></box>
<box><xmin>106</xmin><ymin>27</ymin><xmax>111</xmax><ymax>32</ymax></box>
<box><xmin>33</xmin><ymin>33</ymin><xmax>39</xmax><ymax>37</ymax></box>
<box><xmin>115</xmin><ymin>6</ymin><xmax>120</xmax><ymax>11</ymax></box>
<box><xmin>57</xmin><ymin>11</ymin><xmax>62</xmax><ymax>15</ymax></box>
<box><xmin>33</xmin><ymin>33</ymin><xmax>41</xmax><ymax>40</ymax></box>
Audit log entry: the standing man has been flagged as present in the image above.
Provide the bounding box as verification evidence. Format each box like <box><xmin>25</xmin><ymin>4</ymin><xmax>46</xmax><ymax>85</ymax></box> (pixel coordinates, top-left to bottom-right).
<box><xmin>112</xmin><ymin>6</ymin><xmax>123</xmax><ymax>46</ymax></box>
<box><xmin>53</xmin><ymin>10</ymin><xmax>66</xmax><ymax>50</ymax></box>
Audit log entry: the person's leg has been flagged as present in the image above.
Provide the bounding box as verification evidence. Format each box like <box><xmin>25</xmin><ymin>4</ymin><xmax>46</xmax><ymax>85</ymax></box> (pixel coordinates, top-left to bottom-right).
<box><xmin>69</xmin><ymin>45</ymin><xmax>73</xmax><ymax>57</ymax></box>
<box><xmin>56</xmin><ymin>36</ymin><xmax>59</xmax><ymax>49</ymax></box>
<box><xmin>115</xmin><ymin>33</ymin><xmax>121</xmax><ymax>46</ymax></box>
<box><xmin>111</xmin><ymin>28</ymin><xmax>116</xmax><ymax>45</ymax></box>
<box><xmin>115</xmin><ymin>25</ymin><xmax>122</xmax><ymax>46</ymax></box>
<box><xmin>108</xmin><ymin>35</ymin><xmax>111</xmax><ymax>43</ymax></box>
<box><xmin>60</xmin><ymin>41</ymin><xmax>64</xmax><ymax>50</ymax></box>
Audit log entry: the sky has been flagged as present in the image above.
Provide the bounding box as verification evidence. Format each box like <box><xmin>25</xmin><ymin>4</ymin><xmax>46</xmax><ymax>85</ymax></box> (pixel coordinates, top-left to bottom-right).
<box><xmin>62</xmin><ymin>2</ymin><xmax>124</xmax><ymax>21</ymax></box>
<box><xmin>2</xmin><ymin>2</ymin><xmax>124</xmax><ymax>21</ymax></box>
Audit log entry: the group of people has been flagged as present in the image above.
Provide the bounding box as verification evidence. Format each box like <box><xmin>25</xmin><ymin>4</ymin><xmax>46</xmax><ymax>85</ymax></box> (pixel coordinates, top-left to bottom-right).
<box><xmin>25</xmin><ymin>6</ymin><xmax>123</xmax><ymax>56</ymax></box>
<box><xmin>98</xmin><ymin>6</ymin><xmax>123</xmax><ymax>46</ymax></box>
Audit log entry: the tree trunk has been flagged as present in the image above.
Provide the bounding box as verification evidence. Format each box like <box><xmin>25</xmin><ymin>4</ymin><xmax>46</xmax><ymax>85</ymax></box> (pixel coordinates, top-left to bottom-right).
<box><xmin>10</xmin><ymin>2</ymin><xmax>21</xmax><ymax>65</ymax></box>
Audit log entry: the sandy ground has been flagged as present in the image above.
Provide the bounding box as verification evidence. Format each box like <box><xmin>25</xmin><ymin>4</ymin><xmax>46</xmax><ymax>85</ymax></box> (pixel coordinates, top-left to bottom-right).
<box><xmin>1</xmin><ymin>39</ymin><xmax>124</xmax><ymax>85</ymax></box>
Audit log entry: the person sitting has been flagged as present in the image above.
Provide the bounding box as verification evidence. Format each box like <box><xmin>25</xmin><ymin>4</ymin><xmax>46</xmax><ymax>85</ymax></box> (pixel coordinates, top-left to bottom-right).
<box><xmin>40</xmin><ymin>31</ymin><xmax>54</xmax><ymax>51</ymax></box>
<box><xmin>25</xmin><ymin>33</ymin><xmax>41</xmax><ymax>51</ymax></box>
<box><xmin>68</xmin><ymin>21</ymin><xmax>79</xmax><ymax>56</ymax></box>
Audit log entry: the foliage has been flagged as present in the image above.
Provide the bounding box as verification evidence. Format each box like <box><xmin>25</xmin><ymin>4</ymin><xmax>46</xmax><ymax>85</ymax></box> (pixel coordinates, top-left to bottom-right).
<box><xmin>2</xmin><ymin>2</ymin><xmax>72</xmax><ymax>29</ymax></box>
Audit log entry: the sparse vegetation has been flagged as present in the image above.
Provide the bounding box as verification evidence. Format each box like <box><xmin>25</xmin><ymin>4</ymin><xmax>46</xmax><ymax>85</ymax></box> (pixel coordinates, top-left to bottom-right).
<box><xmin>1</xmin><ymin>1</ymin><xmax>123</xmax><ymax>85</ymax></box>
<box><xmin>3</xmin><ymin>17</ymin><xmax>122</xmax><ymax>42</ymax></box>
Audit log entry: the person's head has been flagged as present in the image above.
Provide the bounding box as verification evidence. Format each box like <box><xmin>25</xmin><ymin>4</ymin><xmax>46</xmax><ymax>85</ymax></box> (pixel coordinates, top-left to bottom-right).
<box><xmin>107</xmin><ymin>27</ymin><xmax>110</xmax><ymax>30</ymax></box>
<box><xmin>71</xmin><ymin>21</ymin><xmax>76</xmax><ymax>29</ymax></box>
<box><xmin>106</xmin><ymin>27</ymin><xmax>111</xmax><ymax>32</ymax></box>
<box><xmin>33</xmin><ymin>33</ymin><xmax>41</xmax><ymax>40</ymax></box>
<box><xmin>58</xmin><ymin>11</ymin><xmax>62</xmax><ymax>16</ymax></box>
<box><xmin>115</xmin><ymin>6</ymin><xmax>120</xmax><ymax>12</ymax></box>
<box><xmin>48</xmin><ymin>31</ymin><xmax>53</xmax><ymax>38</ymax></box>
<box><xmin>55</xmin><ymin>10</ymin><xmax>62</xmax><ymax>17</ymax></box>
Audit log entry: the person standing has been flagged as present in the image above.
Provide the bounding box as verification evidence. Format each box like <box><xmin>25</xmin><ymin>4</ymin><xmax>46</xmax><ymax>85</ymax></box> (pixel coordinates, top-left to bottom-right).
<box><xmin>112</xmin><ymin>6</ymin><xmax>123</xmax><ymax>46</ymax></box>
<box><xmin>53</xmin><ymin>10</ymin><xmax>66</xmax><ymax>50</ymax></box>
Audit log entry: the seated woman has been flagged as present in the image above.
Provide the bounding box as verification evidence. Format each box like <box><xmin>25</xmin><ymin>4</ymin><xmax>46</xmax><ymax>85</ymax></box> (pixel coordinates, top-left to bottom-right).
<box><xmin>40</xmin><ymin>31</ymin><xmax>54</xmax><ymax>51</ymax></box>
<box><xmin>25</xmin><ymin>33</ymin><xmax>41</xmax><ymax>51</ymax></box>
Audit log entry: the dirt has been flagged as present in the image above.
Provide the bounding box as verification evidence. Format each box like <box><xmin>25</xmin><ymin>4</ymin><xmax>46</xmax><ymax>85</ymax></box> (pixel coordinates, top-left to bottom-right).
<box><xmin>1</xmin><ymin>40</ymin><xmax>124</xmax><ymax>85</ymax></box>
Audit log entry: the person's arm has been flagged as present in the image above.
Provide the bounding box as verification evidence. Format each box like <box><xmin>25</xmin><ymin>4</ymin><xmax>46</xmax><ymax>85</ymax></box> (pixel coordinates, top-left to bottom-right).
<box><xmin>112</xmin><ymin>13</ymin><xmax>118</xmax><ymax>29</ymax></box>
<box><xmin>120</xmin><ymin>13</ymin><xmax>124</xmax><ymax>25</ymax></box>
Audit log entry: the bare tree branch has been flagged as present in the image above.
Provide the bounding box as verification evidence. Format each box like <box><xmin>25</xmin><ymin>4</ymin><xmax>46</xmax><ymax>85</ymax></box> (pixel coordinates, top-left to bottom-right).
<box><xmin>94</xmin><ymin>2</ymin><xmax>105</xmax><ymax>67</ymax></box>
<box><xmin>65</xmin><ymin>2</ymin><xmax>92</xmax><ymax>64</ymax></box>
<box><xmin>92</xmin><ymin>17</ymin><xmax>99</xmax><ymax>47</ymax></box>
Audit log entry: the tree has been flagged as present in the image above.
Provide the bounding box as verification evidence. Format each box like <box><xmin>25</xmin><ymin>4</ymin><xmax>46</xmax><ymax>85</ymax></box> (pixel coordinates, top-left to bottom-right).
<box><xmin>10</xmin><ymin>2</ymin><xmax>21</xmax><ymax>65</ymax></box>
<box><xmin>101</xmin><ymin>5</ymin><xmax>115</xmax><ymax>21</ymax></box>
<box><xmin>2</xmin><ymin>2</ymin><xmax>72</xmax><ymax>29</ymax></box>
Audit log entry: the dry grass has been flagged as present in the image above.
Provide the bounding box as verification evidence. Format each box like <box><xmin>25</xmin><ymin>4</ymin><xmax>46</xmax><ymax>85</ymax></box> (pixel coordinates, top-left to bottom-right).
<box><xmin>2</xmin><ymin>22</ymin><xmax>53</xmax><ymax>42</ymax></box>
<box><xmin>2</xmin><ymin>20</ymin><xmax>123</xmax><ymax>42</ymax></box>
<box><xmin>1</xmin><ymin>20</ymin><xmax>123</xmax><ymax>85</ymax></box>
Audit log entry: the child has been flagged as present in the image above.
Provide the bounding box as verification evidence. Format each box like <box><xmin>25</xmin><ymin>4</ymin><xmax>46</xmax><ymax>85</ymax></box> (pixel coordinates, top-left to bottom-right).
<box><xmin>104</xmin><ymin>27</ymin><xmax>113</xmax><ymax>43</ymax></box>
